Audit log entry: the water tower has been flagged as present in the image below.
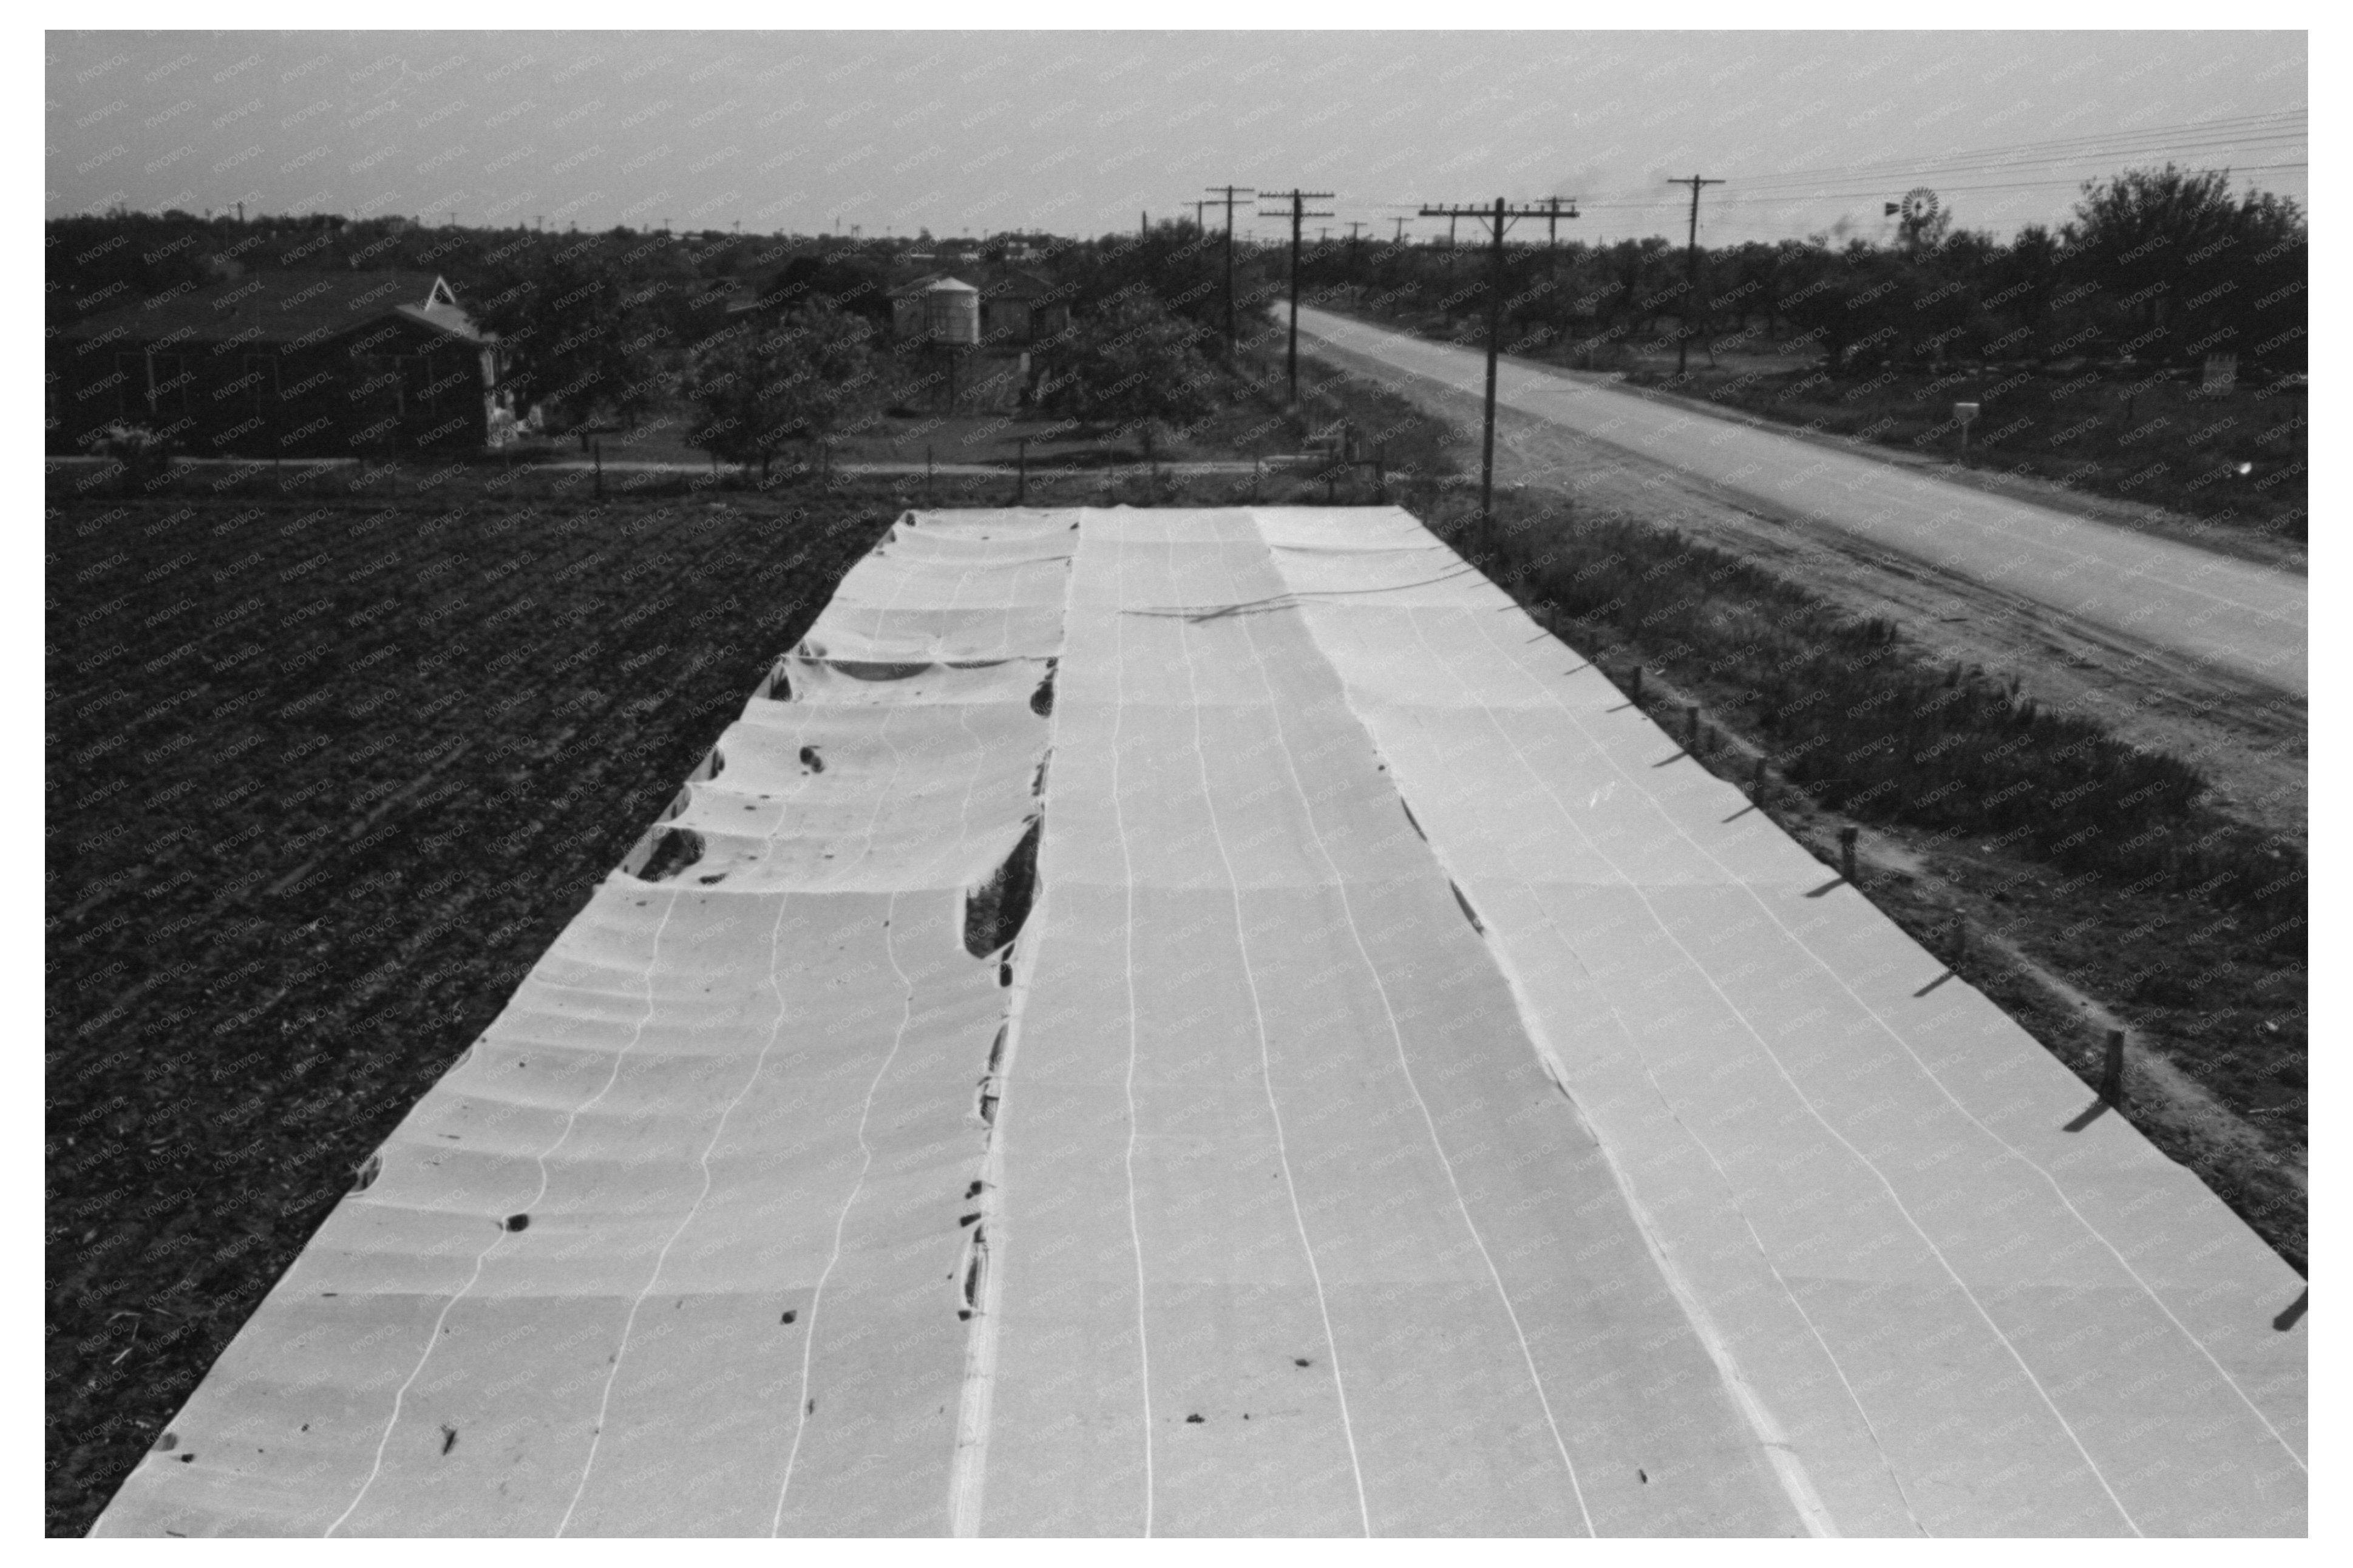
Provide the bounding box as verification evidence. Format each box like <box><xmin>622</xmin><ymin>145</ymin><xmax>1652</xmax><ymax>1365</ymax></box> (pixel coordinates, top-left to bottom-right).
<box><xmin>922</xmin><ymin>277</ymin><xmax>981</xmax><ymax>344</ymax></box>
<box><xmin>922</xmin><ymin>277</ymin><xmax>980</xmax><ymax>410</ymax></box>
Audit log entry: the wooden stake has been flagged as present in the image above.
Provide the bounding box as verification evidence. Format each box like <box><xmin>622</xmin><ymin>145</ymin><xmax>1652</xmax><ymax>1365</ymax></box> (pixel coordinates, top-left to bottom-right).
<box><xmin>1839</xmin><ymin>826</ymin><xmax>1858</xmax><ymax>883</ymax></box>
<box><xmin>2101</xmin><ymin>1028</ymin><xmax>2126</xmax><ymax>1104</ymax></box>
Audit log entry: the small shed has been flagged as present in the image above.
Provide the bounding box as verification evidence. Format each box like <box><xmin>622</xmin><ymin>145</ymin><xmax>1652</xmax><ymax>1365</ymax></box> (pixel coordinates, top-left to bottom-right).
<box><xmin>977</xmin><ymin>271</ymin><xmax>1070</xmax><ymax>345</ymax></box>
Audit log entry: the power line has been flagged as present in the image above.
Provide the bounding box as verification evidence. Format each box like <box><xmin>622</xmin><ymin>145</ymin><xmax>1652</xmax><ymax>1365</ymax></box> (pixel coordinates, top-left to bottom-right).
<box><xmin>1258</xmin><ymin>188</ymin><xmax>1333</xmax><ymax>402</ymax></box>
<box><xmin>1733</xmin><ymin>161</ymin><xmax>2310</xmax><ymax>207</ymax></box>
<box><xmin>1205</xmin><ymin>184</ymin><xmax>1256</xmax><ymax>350</ymax></box>
<box><xmin>1547</xmin><ymin>110</ymin><xmax>2309</xmax><ymax>215</ymax></box>
<box><xmin>1668</xmin><ymin>176</ymin><xmax>1723</xmax><ymax>375</ymax></box>
<box><xmin>1419</xmin><ymin>198</ymin><xmax>1579</xmax><ymax>545</ymax></box>
<box><xmin>1719</xmin><ymin>108</ymin><xmax>2306</xmax><ymax>190</ymax></box>
<box><xmin>1563</xmin><ymin>160</ymin><xmax>2308</xmax><ymax>214</ymax></box>
<box><xmin>1535</xmin><ymin>195</ymin><xmax>1578</xmax><ymax>247</ymax></box>
<box><xmin>1725</xmin><ymin>132</ymin><xmax>2309</xmax><ymax>195</ymax></box>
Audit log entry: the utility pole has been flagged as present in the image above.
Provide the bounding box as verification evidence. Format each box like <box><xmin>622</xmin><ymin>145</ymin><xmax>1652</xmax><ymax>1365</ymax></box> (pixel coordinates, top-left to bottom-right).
<box><xmin>1391</xmin><ymin>216</ymin><xmax>1409</xmax><ymax>243</ymax></box>
<box><xmin>1669</xmin><ymin>174</ymin><xmax>1723</xmax><ymax>376</ymax></box>
<box><xmin>1260</xmin><ymin>188</ymin><xmax>1334</xmax><ymax>403</ymax></box>
<box><xmin>1205</xmin><ymin>185</ymin><xmax>1255</xmax><ymax>350</ymax></box>
<box><xmin>1192</xmin><ymin>199</ymin><xmax>1208</xmax><ymax>229</ymax></box>
<box><xmin>1536</xmin><ymin>195</ymin><xmax>1578</xmax><ymax>248</ymax></box>
<box><xmin>1420</xmin><ymin>197</ymin><xmax>1578</xmax><ymax>548</ymax></box>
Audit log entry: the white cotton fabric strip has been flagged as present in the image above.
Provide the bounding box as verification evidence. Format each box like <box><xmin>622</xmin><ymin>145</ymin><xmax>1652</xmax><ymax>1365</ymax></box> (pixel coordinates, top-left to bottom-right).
<box><xmin>1252</xmin><ymin>504</ymin><xmax>2306</xmax><ymax>1537</ymax></box>
<box><xmin>93</xmin><ymin>510</ymin><xmax>1075</xmax><ymax>1538</ymax></box>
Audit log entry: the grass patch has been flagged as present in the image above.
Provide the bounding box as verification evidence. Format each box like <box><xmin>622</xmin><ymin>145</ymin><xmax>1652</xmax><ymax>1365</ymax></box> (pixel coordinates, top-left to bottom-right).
<box><xmin>1387</xmin><ymin>472</ymin><xmax>2304</xmax><ymax>1266</ymax></box>
<box><xmin>1461</xmin><ymin>496</ymin><xmax>2301</xmax><ymax>948</ymax></box>
<box><xmin>1619</xmin><ymin>358</ymin><xmax>2309</xmax><ymax>541</ymax></box>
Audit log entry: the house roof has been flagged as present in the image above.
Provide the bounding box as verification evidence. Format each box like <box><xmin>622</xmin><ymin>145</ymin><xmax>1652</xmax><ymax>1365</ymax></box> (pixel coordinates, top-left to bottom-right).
<box><xmin>56</xmin><ymin>270</ymin><xmax>489</xmax><ymax>348</ymax></box>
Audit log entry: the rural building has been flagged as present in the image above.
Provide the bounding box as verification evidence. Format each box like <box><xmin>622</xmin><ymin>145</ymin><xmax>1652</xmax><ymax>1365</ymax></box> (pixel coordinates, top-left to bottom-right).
<box><xmin>886</xmin><ymin>269</ymin><xmax>1068</xmax><ymax>347</ymax></box>
<box><xmin>49</xmin><ymin>270</ymin><xmax>498</xmax><ymax>459</ymax></box>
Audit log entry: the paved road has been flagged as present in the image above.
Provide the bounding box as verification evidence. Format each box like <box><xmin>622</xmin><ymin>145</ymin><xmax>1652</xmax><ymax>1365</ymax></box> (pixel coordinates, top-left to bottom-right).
<box><xmin>97</xmin><ymin>507</ymin><xmax>2305</xmax><ymax>1537</ymax></box>
<box><xmin>1292</xmin><ymin>307</ymin><xmax>2307</xmax><ymax>697</ymax></box>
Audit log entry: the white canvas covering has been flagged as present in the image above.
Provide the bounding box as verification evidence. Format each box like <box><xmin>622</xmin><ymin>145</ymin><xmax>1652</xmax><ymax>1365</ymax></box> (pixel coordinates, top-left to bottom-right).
<box><xmin>95</xmin><ymin>507</ymin><xmax>2304</xmax><ymax>1538</ymax></box>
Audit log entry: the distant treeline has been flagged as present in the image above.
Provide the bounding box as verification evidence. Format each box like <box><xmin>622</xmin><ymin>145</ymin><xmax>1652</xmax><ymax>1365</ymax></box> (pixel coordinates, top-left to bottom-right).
<box><xmin>1288</xmin><ymin>166</ymin><xmax>2306</xmax><ymax>379</ymax></box>
<box><xmin>44</xmin><ymin>208</ymin><xmax>1273</xmax><ymax>441</ymax></box>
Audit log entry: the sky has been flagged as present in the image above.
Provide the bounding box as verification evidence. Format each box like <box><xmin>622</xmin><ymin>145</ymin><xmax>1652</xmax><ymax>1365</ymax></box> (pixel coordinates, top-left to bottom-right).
<box><xmin>44</xmin><ymin>30</ymin><xmax>2307</xmax><ymax>248</ymax></box>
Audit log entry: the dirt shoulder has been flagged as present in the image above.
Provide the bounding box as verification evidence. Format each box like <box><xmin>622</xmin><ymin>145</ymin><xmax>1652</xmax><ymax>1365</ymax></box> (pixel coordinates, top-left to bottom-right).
<box><xmin>1557</xmin><ymin>359</ymin><xmax>2309</xmax><ymax>576</ymax></box>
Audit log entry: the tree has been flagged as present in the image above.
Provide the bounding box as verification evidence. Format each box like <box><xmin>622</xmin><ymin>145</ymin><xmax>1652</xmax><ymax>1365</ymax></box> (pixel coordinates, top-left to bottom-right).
<box><xmin>2232</xmin><ymin>189</ymin><xmax>2307</xmax><ymax>373</ymax></box>
<box><xmin>1035</xmin><ymin>295</ymin><xmax>1220</xmax><ymax>436</ymax></box>
<box><xmin>2065</xmin><ymin>164</ymin><xmax>2238</xmax><ymax>358</ymax></box>
<box><xmin>2065</xmin><ymin>164</ymin><xmax>2306</xmax><ymax>370</ymax></box>
<box><xmin>1059</xmin><ymin>224</ymin><xmax>1235</xmax><ymax>341</ymax></box>
<box><xmin>764</xmin><ymin>251</ymin><xmax>892</xmax><ymax>326</ymax></box>
<box><xmin>1990</xmin><ymin>223</ymin><xmax>2063</xmax><ymax>347</ymax></box>
<box><xmin>471</xmin><ymin>254</ymin><xmax>658</xmax><ymax>436</ymax></box>
<box><xmin>1772</xmin><ymin>241</ymin><xmax>1893</xmax><ymax>371</ymax></box>
<box><xmin>684</xmin><ymin>302</ymin><xmax>891</xmax><ymax>479</ymax></box>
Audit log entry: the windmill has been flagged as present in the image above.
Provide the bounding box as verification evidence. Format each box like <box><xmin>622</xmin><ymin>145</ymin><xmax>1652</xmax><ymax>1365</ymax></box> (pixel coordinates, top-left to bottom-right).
<box><xmin>1884</xmin><ymin>186</ymin><xmax>1941</xmax><ymax>254</ymax></box>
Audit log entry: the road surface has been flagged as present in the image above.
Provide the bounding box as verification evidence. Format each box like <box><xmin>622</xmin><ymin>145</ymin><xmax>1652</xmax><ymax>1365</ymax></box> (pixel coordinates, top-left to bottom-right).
<box><xmin>1291</xmin><ymin>306</ymin><xmax>2307</xmax><ymax>699</ymax></box>
<box><xmin>95</xmin><ymin>507</ymin><xmax>2306</xmax><ymax>1537</ymax></box>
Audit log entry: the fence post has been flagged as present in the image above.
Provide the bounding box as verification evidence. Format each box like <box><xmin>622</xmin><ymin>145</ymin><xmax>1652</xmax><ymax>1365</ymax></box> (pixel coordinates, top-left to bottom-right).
<box><xmin>1839</xmin><ymin>826</ymin><xmax>1858</xmax><ymax>883</ymax></box>
<box><xmin>1686</xmin><ymin>704</ymin><xmax>1700</xmax><ymax>750</ymax></box>
<box><xmin>1630</xmin><ymin>665</ymin><xmax>1643</xmax><ymax>704</ymax></box>
<box><xmin>1751</xmin><ymin>753</ymin><xmax>1767</xmax><ymax>801</ymax></box>
<box><xmin>2100</xmin><ymin>1028</ymin><xmax>2127</xmax><ymax>1104</ymax></box>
